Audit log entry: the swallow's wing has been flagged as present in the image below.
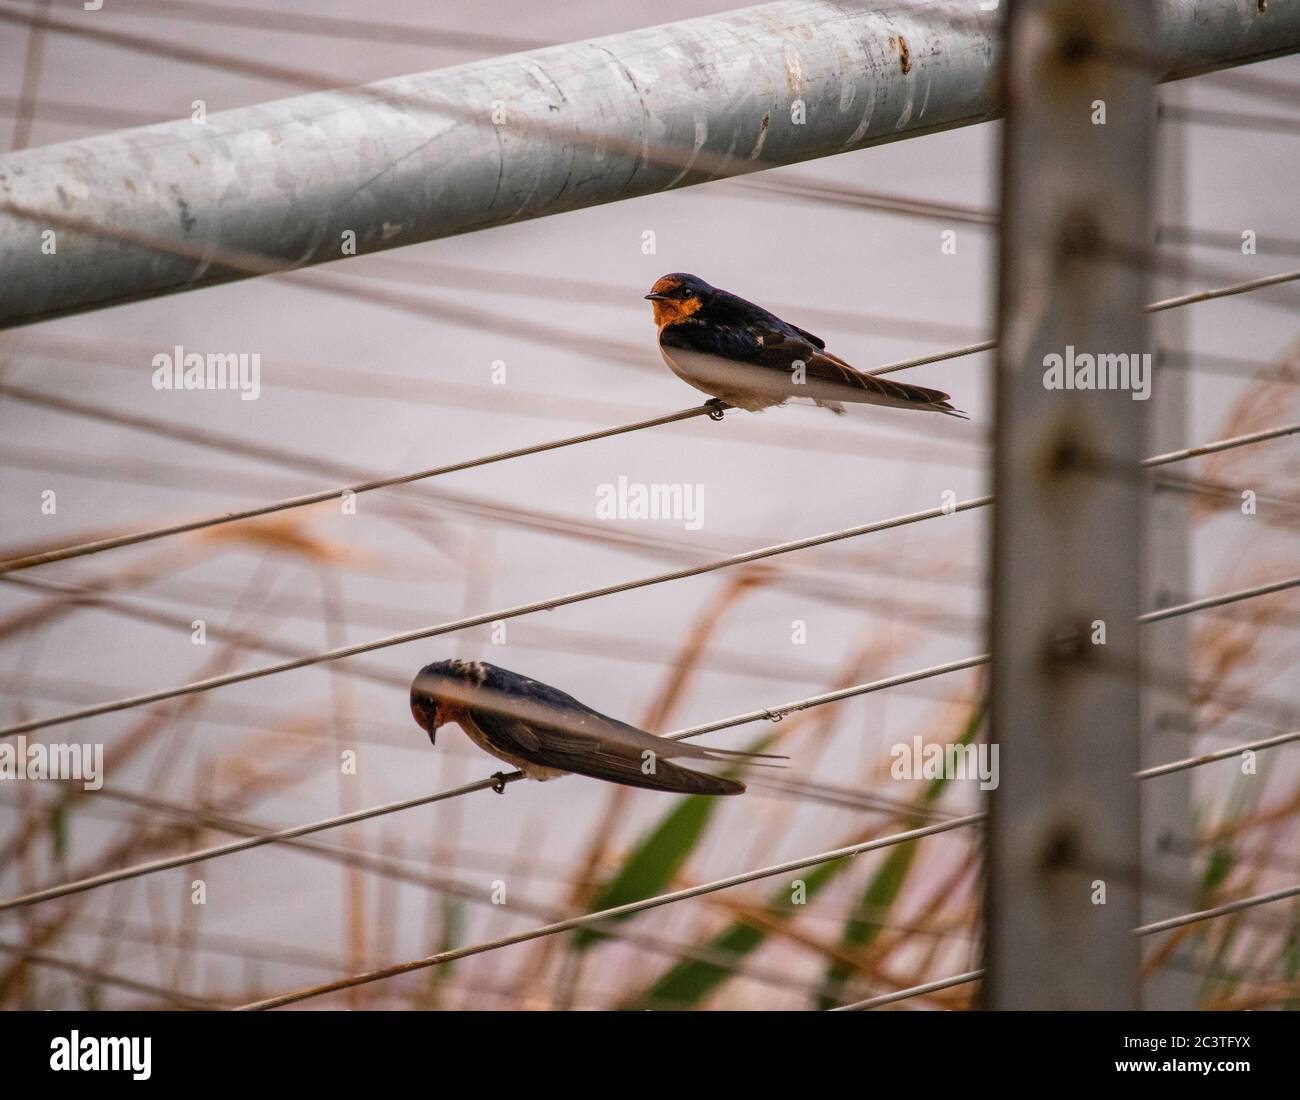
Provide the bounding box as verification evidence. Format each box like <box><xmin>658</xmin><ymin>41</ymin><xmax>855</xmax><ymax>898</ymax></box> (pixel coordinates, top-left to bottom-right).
<box><xmin>478</xmin><ymin>669</ymin><xmax>781</xmax><ymax>763</ymax></box>
<box><xmin>710</xmin><ymin>290</ymin><xmax>826</xmax><ymax>350</ymax></box>
<box><xmin>577</xmin><ymin>707</ymin><xmax>785</xmax><ymax>764</ymax></box>
<box><xmin>775</xmin><ymin>319</ymin><xmax>825</xmax><ymax>350</ymax></box>
<box><xmin>663</xmin><ymin>315</ymin><xmax>965</xmax><ymax>416</ymax></box>
<box><xmin>466</xmin><ymin>670</ymin><xmax>780</xmax><ymax>794</ymax></box>
<box><xmin>467</xmin><ymin>704</ymin><xmax>748</xmax><ymax>795</ymax></box>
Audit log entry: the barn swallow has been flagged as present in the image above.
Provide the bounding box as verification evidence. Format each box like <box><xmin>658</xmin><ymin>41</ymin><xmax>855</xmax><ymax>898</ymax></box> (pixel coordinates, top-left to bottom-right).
<box><xmin>645</xmin><ymin>272</ymin><xmax>967</xmax><ymax>417</ymax></box>
<box><xmin>410</xmin><ymin>659</ymin><xmax>782</xmax><ymax>795</ymax></box>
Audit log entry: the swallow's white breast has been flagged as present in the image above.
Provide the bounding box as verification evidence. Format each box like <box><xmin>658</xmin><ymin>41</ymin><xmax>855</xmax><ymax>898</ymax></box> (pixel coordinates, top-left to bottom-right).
<box><xmin>658</xmin><ymin>344</ymin><xmax>785</xmax><ymax>412</ymax></box>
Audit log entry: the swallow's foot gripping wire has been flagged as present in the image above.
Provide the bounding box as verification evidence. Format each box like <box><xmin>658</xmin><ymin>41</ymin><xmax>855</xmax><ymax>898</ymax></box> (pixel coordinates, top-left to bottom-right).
<box><xmin>490</xmin><ymin>772</ymin><xmax>509</xmax><ymax>794</ymax></box>
<box><xmin>705</xmin><ymin>398</ymin><xmax>728</xmax><ymax>422</ymax></box>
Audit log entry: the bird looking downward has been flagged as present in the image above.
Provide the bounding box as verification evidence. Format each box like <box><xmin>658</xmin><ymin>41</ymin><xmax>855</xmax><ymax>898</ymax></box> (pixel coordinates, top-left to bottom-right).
<box><xmin>645</xmin><ymin>272</ymin><xmax>967</xmax><ymax>418</ymax></box>
<box><xmin>410</xmin><ymin>659</ymin><xmax>784</xmax><ymax>796</ymax></box>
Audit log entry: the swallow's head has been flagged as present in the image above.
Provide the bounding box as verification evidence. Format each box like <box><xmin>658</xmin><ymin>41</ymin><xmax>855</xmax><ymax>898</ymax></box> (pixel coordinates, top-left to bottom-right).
<box><xmin>645</xmin><ymin>272</ymin><xmax>714</xmax><ymax>326</ymax></box>
<box><xmin>409</xmin><ymin>659</ymin><xmax>487</xmax><ymax>746</ymax></box>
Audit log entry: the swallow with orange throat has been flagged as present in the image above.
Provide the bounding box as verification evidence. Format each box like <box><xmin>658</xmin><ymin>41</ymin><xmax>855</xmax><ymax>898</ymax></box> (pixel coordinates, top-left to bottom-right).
<box><xmin>410</xmin><ymin>659</ymin><xmax>784</xmax><ymax>795</ymax></box>
<box><xmin>645</xmin><ymin>272</ymin><xmax>967</xmax><ymax>418</ymax></box>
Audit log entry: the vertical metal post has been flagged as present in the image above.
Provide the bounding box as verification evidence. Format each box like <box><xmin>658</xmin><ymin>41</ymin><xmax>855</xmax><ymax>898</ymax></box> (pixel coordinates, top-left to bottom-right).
<box><xmin>1142</xmin><ymin>82</ymin><xmax>1196</xmax><ymax>1008</ymax></box>
<box><xmin>985</xmin><ymin>0</ymin><xmax>1155</xmax><ymax>1008</ymax></box>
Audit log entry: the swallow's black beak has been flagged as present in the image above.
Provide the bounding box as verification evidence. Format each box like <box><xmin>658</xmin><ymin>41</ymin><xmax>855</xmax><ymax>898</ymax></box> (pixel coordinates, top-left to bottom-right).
<box><xmin>411</xmin><ymin>697</ymin><xmax>438</xmax><ymax>745</ymax></box>
<box><xmin>644</xmin><ymin>292</ymin><xmax>669</xmax><ymax>301</ymax></box>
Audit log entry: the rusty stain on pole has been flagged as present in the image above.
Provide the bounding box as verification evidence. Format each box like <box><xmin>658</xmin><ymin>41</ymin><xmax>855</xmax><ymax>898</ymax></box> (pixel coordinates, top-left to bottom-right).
<box><xmin>0</xmin><ymin>0</ymin><xmax>1297</xmax><ymax>327</ymax></box>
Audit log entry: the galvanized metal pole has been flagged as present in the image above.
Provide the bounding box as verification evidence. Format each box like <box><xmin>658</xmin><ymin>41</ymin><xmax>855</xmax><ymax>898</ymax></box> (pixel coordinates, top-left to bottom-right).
<box><xmin>0</xmin><ymin>0</ymin><xmax>1297</xmax><ymax>327</ymax></box>
<box><xmin>1141</xmin><ymin>80</ymin><xmax>1196</xmax><ymax>1009</ymax></box>
<box><xmin>985</xmin><ymin>0</ymin><xmax>1155</xmax><ymax>1009</ymax></box>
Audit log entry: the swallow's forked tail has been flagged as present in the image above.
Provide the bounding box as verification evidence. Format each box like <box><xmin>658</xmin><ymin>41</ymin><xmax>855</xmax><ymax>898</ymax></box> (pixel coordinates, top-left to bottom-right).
<box><xmin>811</xmin><ymin>351</ymin><xmax>969</xmax><ymax>418</ymax></box>
<box><xmin>690</xmin><ymin>744</ymin><xmax>788</xmax><ymax>772</ymax></box>
<box><xmin>694</xmin><ymin>746</ymin><xmax>788</xmax><ymax>760</ymax></box>
<box><xmin>616</xmin><ymin>746</ymin><xmax>785</xmax><ymax>796</ymax></box>
<box><xmin>852</xmin><ymin>368</ymin><xmax>969</xmax><ymax>419</ymax></box>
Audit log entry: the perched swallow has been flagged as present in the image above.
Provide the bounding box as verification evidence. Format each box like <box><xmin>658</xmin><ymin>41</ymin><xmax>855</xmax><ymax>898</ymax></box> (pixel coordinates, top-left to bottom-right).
<box><xmin>410</xmin><ymin>659</ymin><xmax>782</xmax><ymax>795</ymax></box>
<box><xmin>645</xmin><ymin>272</ymin><xmax>966</xmax><ymax>417</ymax></box>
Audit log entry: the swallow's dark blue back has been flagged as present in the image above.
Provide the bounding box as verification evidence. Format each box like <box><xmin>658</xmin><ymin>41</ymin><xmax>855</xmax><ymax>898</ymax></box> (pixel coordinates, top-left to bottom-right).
<box><xmin>659</xmin><ymin>287</ymin><xmax>826</xmax><ymax>363</ymax></box>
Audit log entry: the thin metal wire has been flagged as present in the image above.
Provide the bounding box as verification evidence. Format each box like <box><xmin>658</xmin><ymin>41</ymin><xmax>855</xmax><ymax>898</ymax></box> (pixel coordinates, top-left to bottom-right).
<box><xmin>22</xmin><ymin>271</ymin><xmax>987</xmax><ymax>364</ymax></box>
<box><xmin>1141</xmin><ymin>422</ymin><xmax>1300</xmax><ymax>467</ymax></box>
<box><xmin>234</xmin><ymin>813</ymin><xmax>988</xmax><ymax>1010</ymax></box>
<box><xmin>74</xmin><ymin>788</ymin><xmax>849</xmax><ymax>1002</ymax></box>
<box><xmin>0</xmin><ymin>774</ymin><xmax>518</xmax><ymax>913</ymax></box>
<box><xmin>0</xmin><ymin>402</ymin><xmax>721</xmax><ymax>574</ymax></box>
<box><xmin>0</xmin><ymin>653</ymin><xmax>989</xmax><ymax>913</ymax></box>
<box><xmin>5</xmin><ymin>568</ymin><xmax>1289</xmax><ymax>913</ymax></box>
<box><xmin>0</xmin><ymin>434</ymin><xmax>973</xmax><ymax>649</ymax></box>
<box><xmin>0</xmin><ymin>364</ymin><xmax>1284</xmax><ymax>595</ymax></box>
<box><xmin>833</xmin><ymin>762</ymin><xmax>1300</xmax><ymax>1009</ymax></box>
<box><xmin>8</xmin><ymin>781</ymin><xmax>970</xmax><ymax>955</ymax></box>
<box><xmin>831</xmin><ymin>875</ymin><xmax>1300</xmax><ymax>1010</ymax></box>
<box><xmin>1134</xmin><ymin>883</ymin><xmax>1300</xmax><ymax>938</ymax></box>
<box><xmin>1138</xmin><ymin>574</ymin><xmax>1299</xmax><ymax>625</ymax></box>
<box><xmin>4</xmin><ymin>408</ymin><xmax>1292</xmax><ymax>740</ymax></box>
<box><xmin>1</xmin><ymin>573</ymin><xmax>1289</xmax><ymax>1006</ymax></box>
<box><xmin>1135</xmin><ymin>729</ymin><xmax>1300</xmax><ymax>780</ymax></box>
<box><xmin>0</xmin><ymin>235</ymin><xmax>1284</xmax><ymax>538</ymax></box>
<box><xmin>244</xmin><ymin>863</ymin><xmax>1300</xmax><ymax>1011</ymax></box>
<box><xmin>661</xmin><ymin>654</ymin><xmax>990</xmax><ymax>743</ymax></box>
<box><xmin>869</xmin><ymin>269</ymin><xmax>1300</xmax><ymax>377</ymax></box>
<box><xmin>831</xmin><ymin>968</ymin><xmax>985</xmax><ymax>1011</ymax></box>
<box><xmin>16</xmin><ymin>329</ymin><xmax>985</xmax><ymax>466</ymax></box>
<box><xmin>0</xmin><ymin>378</ymin><xmax>982</xmax><ymax>585</ymax></box>
<box><xmin>0</xmin><ymin>499</ymin><xmax>993</xmax><ymax>739</ymax></box>
<box><xmin>1144</xmin><ymin>267</ymin><xmax>1300</xmax><ymax>312</ymax></box>
<box><xmin>0</xmin><ymin>249</ymin><xmax>1286</xmax><ymax>579</ymax></box>
<box><xmin>231</xmin><ymin>571</ymin><xmax>1300</xmax><ymax>1009</ymax></box>
<box><xmin>4</xmin><ymin>573</ymin><xmax>977</xmax><ymax>703</ymax></box>
<box><xmin>0</xmin><ymin>576</ymin><xmax>840</xmax><ymax>701</ymax></box>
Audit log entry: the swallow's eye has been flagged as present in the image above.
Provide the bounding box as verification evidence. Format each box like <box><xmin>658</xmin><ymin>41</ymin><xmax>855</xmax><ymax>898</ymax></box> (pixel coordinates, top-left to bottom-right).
<box><xmin>674</xmin><ymin>287</ymin><xmax>692</xmax><ymax>299</ymax></box>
